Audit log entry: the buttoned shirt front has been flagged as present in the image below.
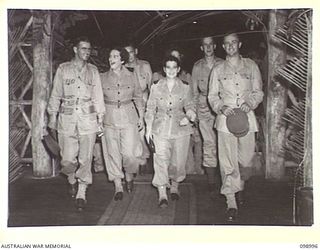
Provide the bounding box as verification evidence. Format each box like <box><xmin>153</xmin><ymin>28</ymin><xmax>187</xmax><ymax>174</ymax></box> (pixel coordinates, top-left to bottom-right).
<box><xmin>47</xmin><ymin>60</ymin><xmax>105</xmax><ymax>135</ymax></box>
<box><xmin>208</xmin><ymin>57</ymin><xmax>264</xmax><ymax>133</ymax></box>
<box><xmin>191</xmin><ymin>57</ymin><xmax>223</xmax><ymax>120</ymax></box>
<box><xmin>145</xmin><ymin>78</ymin><xmax>195</xmax><ymax>139</ymax></box>
<box><xmin>100</xmin><ymin>66</ymin><xmax>143</xmax><ymax>128</ymax></box>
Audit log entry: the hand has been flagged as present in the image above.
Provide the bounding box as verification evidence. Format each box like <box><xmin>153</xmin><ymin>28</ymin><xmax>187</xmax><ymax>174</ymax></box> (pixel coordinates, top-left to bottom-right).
<box><xmin>137</xmin><ymin>118</ymin><xmax>145</xmax><ymax>132</ymax></box>
<box><xmin>221</xmin><ymin>105</ymin><xmax>235</xmax><ymax>116</ymax></box>
<box><xmin>240</xmin><ymin>102</ymin><xmax>251</xmax><ymax>113</ymax></box>
<box><xmin>186</xmin><ymin>110</ymin><xmax>196</xmax><ymax>123</ymax></box>
<box><xmin>179</xmin><ymin>117</ymin><xmax>190</xmax><ymax>126</ymax></box>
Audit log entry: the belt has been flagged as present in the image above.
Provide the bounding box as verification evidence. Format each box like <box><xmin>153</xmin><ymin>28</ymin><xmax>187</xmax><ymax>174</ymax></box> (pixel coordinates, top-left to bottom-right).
<box><xmin>104</xmin><ymin>99</ymin><xmax>132</xmax><ymax>108</ymax></box>
<box><xmin>60</xmin><ymin>105</ymin><xmax>96</xmax><ymax>115</ymax></box>
<box><xmin>62</xmin><ymin>98</ymin><xmax>92</xmax><ymax>106</ymax></box>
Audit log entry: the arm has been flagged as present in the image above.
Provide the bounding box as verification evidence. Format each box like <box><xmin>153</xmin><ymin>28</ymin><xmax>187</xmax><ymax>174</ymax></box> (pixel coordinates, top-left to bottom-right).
<box><xmin>245</xmin><ymin>62</ymin><xmax>264</xmax><ymax>110</ymax></box>
<box><xmin>184</xmin><ymin>85</ymin><xmax>196</xmax><ymax>122</ymax></box>
<box><xmin>144</xmin><ymin>84</ymin><xmax>157</xmax><ymax>142</ymax></box>
<box><xmin>191</xmin><ymin>65</ymin><xmax>200</xmax><ymax>113</ymax></box>
<box><xmin>207</xmin><ymin>67</ymin><xmax>224</xmax><ymax>115</ymax></box>
<box><xmin>143</xmin><ymin>62</ymin><xmax>153</xmax><ymax>92</ymax></box>
<box><xmin>132</xmin><ymin>72</ymin><xmax>144</xmax><ymax>119</ymax></box>
<box><xmin>47</xmin><ymin>65</ymin><xmax>63</xmax><ymax>129</ymax></box>
<box><xmin>92</xmin><ymin>70</ymin><xmax>105</xmax><ymax>124</ymax></box>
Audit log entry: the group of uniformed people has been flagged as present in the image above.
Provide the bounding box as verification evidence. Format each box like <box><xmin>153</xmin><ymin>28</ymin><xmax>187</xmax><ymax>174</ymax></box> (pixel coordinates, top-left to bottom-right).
<box><xmin>47</xmin><ymin>31</ymin><xmax>263</xmax><ymax>223</ymax></box>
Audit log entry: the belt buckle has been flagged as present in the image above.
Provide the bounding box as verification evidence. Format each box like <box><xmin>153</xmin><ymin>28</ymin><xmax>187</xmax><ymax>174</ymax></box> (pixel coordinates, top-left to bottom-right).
<box><xmin>117</xmin><ymin>100</ymin><xmax>120</xmax><ymax>108</ymax></box>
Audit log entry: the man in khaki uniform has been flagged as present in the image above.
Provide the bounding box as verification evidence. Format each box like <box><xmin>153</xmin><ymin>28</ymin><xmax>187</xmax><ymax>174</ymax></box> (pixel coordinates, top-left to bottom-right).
<box><xmin>208</xmin><ymin>32</ymin><xmax>263</xmax><ymax>222</ymax></box>
<box><xmin>124</xmin><ymin>44</ymin><xmax>153</xmax><ymax>174</ymax></box>
<box><xmin>192</xmin><ymin>37</ymin><xmax>223</xmax><ymax>190</ymax></box>
<box><xmin>47</xmin><ymin>36</ymin><xmax>105</xmax><ymax>211</ymax></box>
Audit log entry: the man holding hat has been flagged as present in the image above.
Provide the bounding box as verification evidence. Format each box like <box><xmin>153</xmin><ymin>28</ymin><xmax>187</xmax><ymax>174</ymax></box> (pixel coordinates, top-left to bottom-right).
<box><xmin>208</xmin><ymin>32</ymin><xmax>263</xmax><ymax>222</ymax></box>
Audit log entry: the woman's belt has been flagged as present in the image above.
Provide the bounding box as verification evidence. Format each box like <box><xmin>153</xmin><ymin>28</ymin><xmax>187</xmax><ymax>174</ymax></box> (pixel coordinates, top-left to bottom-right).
<box><xmin>104</xmin><ymin>99</ymin><xmax>132</xmax><ymax>108</ymax></box>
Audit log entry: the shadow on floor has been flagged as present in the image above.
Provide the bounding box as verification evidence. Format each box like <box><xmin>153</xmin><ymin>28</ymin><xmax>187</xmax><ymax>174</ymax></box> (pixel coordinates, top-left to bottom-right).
<box><xmin>8</xmin><ymin>167</ymin><xmax>294</xmax><ymax>227</ymax></box>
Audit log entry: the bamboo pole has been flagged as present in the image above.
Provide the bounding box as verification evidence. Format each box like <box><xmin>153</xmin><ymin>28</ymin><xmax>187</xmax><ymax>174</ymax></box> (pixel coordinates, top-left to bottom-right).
<box><xmin>265</xmin><ymin>10</ymin><xmax>288</xmax><ymax>180</ymax></box>
<box><xmin>31</xmin><ymin>12</ymin><xmax>54</xmax><ymax>177</ymax></box>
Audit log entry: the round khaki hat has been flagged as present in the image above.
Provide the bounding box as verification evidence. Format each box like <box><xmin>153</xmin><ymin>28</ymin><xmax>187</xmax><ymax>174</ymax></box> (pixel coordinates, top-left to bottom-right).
<box><xmin>226</xmin><ymin>108</ymin><xmax>249</xmax><ymax>137</ymax></box>
<box><xmin>42</xmin><ymin>133</ymin><xmax>60</xmax><ymax>158</ymax></box>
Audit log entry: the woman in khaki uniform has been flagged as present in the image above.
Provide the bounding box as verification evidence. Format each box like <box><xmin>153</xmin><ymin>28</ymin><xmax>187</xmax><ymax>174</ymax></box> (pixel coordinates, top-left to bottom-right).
<box><xmin>145</xmin><ymin>56</ymin><xmax>196</xmax><ymax>208</ymax></box>
<box><xmin>100</xmin><ymin>47</ymin><xmax>144</xmax><ymax>201</ymax></box>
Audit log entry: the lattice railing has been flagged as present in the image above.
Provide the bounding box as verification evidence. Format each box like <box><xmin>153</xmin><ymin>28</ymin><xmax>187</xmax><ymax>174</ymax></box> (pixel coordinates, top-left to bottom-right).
<box><xmin>8</xmin><ymin>11</ymin><xmax>34</xmax><ymax>182</ymax></box>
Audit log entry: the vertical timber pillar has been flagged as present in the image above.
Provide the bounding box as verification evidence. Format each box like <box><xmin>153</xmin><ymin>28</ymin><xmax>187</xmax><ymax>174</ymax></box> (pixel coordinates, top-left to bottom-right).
<box><xmin>32</xmin><ymin>12</ymin><xmax>53</xmax><ymax>177</ymax></box>
<box><xmin>265</xmin><ymin>10</ymin><xmax>288</xmax><ymax>180</ymax></box>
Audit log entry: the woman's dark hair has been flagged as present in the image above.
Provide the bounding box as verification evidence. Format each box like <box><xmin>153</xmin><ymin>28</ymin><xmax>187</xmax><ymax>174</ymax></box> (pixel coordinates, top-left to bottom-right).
<box><xmin>109</xmin><ymin>46</ymin><xmax>129</xmax><ymax>64</ymax></box>
<box><xmin>162</xmin><ymin>55</ymin><xmax>181</xmax><ymax>68</ymax></box>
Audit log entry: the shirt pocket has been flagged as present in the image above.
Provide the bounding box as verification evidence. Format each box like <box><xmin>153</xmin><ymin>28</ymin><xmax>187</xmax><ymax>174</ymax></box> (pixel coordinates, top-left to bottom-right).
<box><xmin>218</xmin><ymin>73</ymin><xmax>233</xmax><ymax>91</ymax></box>
<box><xmin>239</xmin><ymin>72</ymin><xmax>252</xmax><ymax>90</ymax></box>
<box><xmin>63</xmin><ymin>78</ymin><xmax>76</xmax><ymax>96</ymax></box>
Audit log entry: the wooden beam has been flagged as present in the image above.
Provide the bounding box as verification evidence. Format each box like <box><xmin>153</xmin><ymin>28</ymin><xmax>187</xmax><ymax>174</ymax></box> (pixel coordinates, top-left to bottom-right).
<box><xmin>265</xmin><ymin>10</ymin><xmax>288</xmax><ymax>180</ymax></box>
<box><xmin>31</xmin><ymin>12</ymin><xmax>54</xmax><ymax>177</ymax></box>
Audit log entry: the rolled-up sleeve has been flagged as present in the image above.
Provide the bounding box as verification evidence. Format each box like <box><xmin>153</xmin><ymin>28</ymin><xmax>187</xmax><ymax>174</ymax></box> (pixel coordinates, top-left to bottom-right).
<box><xmin>208</xmin><ymin>67</ymin><xmax>224</xmax><ymax>114</ymax></box>
<box><xmin>246</xmin><ymin>62</ymin><xmax>264</xmax><ymax>110</ymax></box>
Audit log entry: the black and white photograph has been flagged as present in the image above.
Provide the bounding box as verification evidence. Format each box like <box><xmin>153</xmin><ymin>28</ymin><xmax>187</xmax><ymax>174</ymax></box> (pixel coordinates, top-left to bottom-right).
<box><xmin>1</xmin><ymin>0</ymin><xmax>319</xmax><ymax>248</ymax></box>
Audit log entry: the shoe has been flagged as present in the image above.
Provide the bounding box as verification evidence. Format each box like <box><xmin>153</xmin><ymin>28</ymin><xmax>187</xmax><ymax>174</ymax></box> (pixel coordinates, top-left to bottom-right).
<box><xmin>75</xmin><ymin>198</ymin><xmax>86</xmax><ymax>211</ymax></box>
<box><xmin>236</xmin><ymin>191</ymin><xmax>245</xmax><ymax>206</ymax></box>
<box><xmin>226</xmin><ymin>208</ymin><xmax>238</xmax><ymax>223</ymax></box>
<box><xmin>114</xmin><ymin>191</ymin><xmax>123</xmax><ymax>201</ymax></box>
<box><xmin>68</xmin><ymin>183</ymin><xmax>78</xmax><ymax>198</ymax></box>
<box><xmin>159</xmin><ymin>198</ymin><xmax>168</xmax><ymax>208</ymax></box>
<box><xmin>170</xmin><ymin>192</ymin><xmax>180</xmax><ymax>201</ymax></box>
<box><xmin>126</xmin><ymin>180</ymin><xmax>134</xmax><ymax>193</ymax></box>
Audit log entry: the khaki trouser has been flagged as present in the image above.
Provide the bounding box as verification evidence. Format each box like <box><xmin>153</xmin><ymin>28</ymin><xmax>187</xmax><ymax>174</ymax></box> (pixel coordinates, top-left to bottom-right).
<box><xmin>103</xmin><ymin>124</ymin><xmax>142</xmax><ymax>181</ymax></box>
<box><xmin>93</xmin><ymin>142</ymin><xmax>104</xmax><ymax>172</ymax></box>
<box><xmin>137</xmin><ymin>126</ymin><xmax>150</xmax><ymax>165</ymax></box>
<box><xmin>58</xmin><ymin>133</ymin><xmax>96</xmax><ymax>185</ymax></box>
<box><xmin>218</xmin><ymin>131</ymin><xmax>255</xmax><ymax>195</ymax></box>
<box><xmin>199</xmin><ymin>118</ymin><xmax>217</xmax><ymax>168</ymax></box>
<box><xmin>186</xmin><ymin>126</ymin><xmax>203</xmax><ymax>174</ymax></box>
<box><xmin>152</xmin><ymin>135</ymin><xmax>190</xmax><ymax>187</ymax></box>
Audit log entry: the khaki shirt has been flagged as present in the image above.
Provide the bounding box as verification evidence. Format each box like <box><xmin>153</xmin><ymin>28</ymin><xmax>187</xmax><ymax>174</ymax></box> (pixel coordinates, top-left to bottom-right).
<box><xmin>126</xmin><ymin>59</ymin><xmax>152</xmax><ymax>103</ymax></box>
<box><xmin>191</xmin><ymin>57</ymin><xmax>223</xmax><ymax>120</ymax></box>
<box><xmin>208</xmin><ymin>57</ymin><xmax>264</xmax><ymax>133</ymax></box>
<box><xmin>47</xmin><ymin>60</ymin><xmax>105</xmax><ymax>135</ymax></box>
<box><xmin>100</xmin><ymin>67</ymin><xmax>143</xmax><ymax>128</ymax></box>
<box><xmin>145</xmin><ymin>78</ymin><xmax>195</xmax><ymax>139</ymax></box>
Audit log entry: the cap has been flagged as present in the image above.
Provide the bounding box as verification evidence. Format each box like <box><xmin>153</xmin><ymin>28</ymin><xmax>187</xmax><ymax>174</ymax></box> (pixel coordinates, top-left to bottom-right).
<box><xmin>42</xmin><ymin>133</ymin><xmax>60</xmax><ymax>158</ymax></box>
<box><xmin>226</xmin><ymin>108</ymin><xmax>249</xmax><ymax>137</ymax></box>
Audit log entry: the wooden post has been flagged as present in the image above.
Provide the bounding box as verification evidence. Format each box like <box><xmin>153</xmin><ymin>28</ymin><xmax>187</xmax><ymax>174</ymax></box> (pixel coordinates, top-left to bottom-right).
<box><xmin>265</xmin><ymin>10</ymin><xmax>288</xmax><ymax>180</ymax></box>
<box><xmin>31</xmin><ymin>12</ymin><xmax>54</xmax><ymax>177</ymax></box>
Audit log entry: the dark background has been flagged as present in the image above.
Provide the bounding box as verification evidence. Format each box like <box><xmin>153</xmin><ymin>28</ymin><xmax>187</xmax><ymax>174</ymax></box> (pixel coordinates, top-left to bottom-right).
<box><xmin>61</xmin><ymin>10</ymin><xmax>267</xmax><ymax>73</ymax></box>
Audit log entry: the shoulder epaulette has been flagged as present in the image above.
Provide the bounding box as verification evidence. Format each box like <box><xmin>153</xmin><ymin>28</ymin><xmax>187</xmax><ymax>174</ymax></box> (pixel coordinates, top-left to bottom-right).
<box><xmin>182</xmin><ymin>80</ymin><xmax>189</xmax><ymax>85</ymax></box>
